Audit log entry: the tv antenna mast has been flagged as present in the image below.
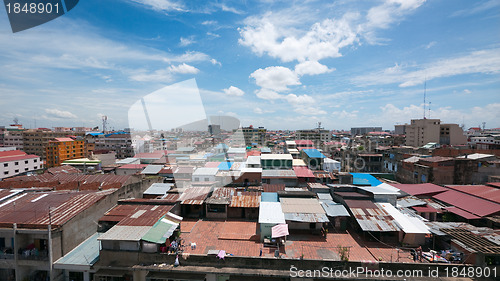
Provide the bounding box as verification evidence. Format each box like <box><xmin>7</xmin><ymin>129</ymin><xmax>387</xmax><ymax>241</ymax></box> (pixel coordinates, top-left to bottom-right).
<box><xmin>102</xmin><ymin>116</ymin><xmax>108</xmax><ymax>133</ymax></box>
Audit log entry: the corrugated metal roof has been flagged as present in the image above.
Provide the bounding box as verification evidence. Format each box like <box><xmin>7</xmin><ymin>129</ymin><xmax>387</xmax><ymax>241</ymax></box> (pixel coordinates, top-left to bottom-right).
<box><xmin>317</xmin><ymin>193</ymin><xmax>333</xmax><ymax>201</ymax></box>
<box><xmin>262</xmin><ymin>184</ymin><xmax>285</xmax><ymax>192</ymax></box>
<box><xmin>178</xmin><ymin>186</ymin><xmax>212</xmax><ymax>202</ymax></box>
<box><xmin>141</xmin><ymin>216</ymin><xmax>179</xmax><ymax>244</ymax></box>
<box><xmin>0</xmin><ymin>190</ymin><xmax>114</xmax><ymax>228</ymax></box>
<box><xmin>211</xmin><ymin>187</ymin><xmax>236</xmax><ymax>198</ymax></box>
<box><xmin>293</xmin><ymin>167</ymin><xmax>315</xmax><ymax>178</ymax></box>
<box><xmin>389</xmin><ymin>183</ymin><xmax>448</xmax><ymax>196</ymax></box>
<box><xmin>446</xmin><ymin>185</ymin><xmax>500</xmax><ymax>204</ymax></box>
<box><xmin>280</xmin><ymin>198</ymin><xmax>325</xmax><ymax>214</ymax></box>
<box><xmin>320</xmin><ymin>200</ymin><xmax>350</xmax><ymax>217</ymax></box>
<box><xmin>141</xmin><ymin>165</ymin><xmax>164</xmax><ymax>175</ymax></box>
<box><xmin>98</xmin><ymin>225</ymin><xmax>151</xmax><ymax>241</ymax></box>
<box><xmin>445</xmin><ymin>206</ymin><xmax>481</xmax><ymax>220</ymax></box>
<box><xmin>397</xmin><ymin>197</ymin><xmax>427</xmax><ymax>208</ymax></box>
<box><xmin>378</xmin><ymin>203</ymin><xmax>429</xmax><ymax>234</ymax></box>
<box><xmin>116</xmin><ymin>205</ymin><xmax>174</xmax><ymax>226</ymax></box>
<box><xmin>143</xmin><ymin>183</ymin><xmax>174</xmax><ymax>195</ymax></box>
<box><xmin>262</xmin><ymin>169</ymin><xmax>296</xmax><ymax>178</ymax></box>
<box><xmin>229</xmin><ymin>195</ymin><xmax>260</xmax><ymax>208</ymax></box>
<box><xmin>284</xmin><ymin>213</ymin><xmax>329</xmax><ymax>223</ymax></box>
<box><xmin>54</xmin><ymin>232</ymin><xmax>102</xmax><ymax>269</ymax></box>
<box><xmin>192</xmin><ymin>167</ymin><xmax>219</xmax><ymax>176</ymax></box>
<box><xmin>344</xmin><ymin>199</ymin><xmax>400</xmax><ymax>232</ymax></box>
<box><xmin>433</xmin><ymin>190</ymin><xmax>500</xmax><ymax>217</ymax></box>
<box><xmin>261</xmin><ymin>192</ymin><xmax>279</xmax><ymax>202</ymax></box>
<box><xmin>258</xmin><ymin>202</ymin><xmax>285</xmax><ymax>224</ymax></box>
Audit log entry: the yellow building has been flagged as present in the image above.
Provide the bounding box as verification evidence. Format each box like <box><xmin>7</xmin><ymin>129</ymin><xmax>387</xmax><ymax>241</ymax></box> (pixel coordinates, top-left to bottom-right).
<box><xmin>45</xmin><ymin>137</ymin><xmax>85</xmax><ymax>168</ymax></box>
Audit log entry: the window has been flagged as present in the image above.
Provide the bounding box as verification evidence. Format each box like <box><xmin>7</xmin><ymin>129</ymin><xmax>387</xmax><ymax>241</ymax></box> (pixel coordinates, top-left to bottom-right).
<box><xmin>14</xmin><ymin>162</ymin><xmax>18</xmax><ymax>165</ymax></box>
<box><xmin>3</xmin><ymin>171</ymin><xmax>8</xmax><ymax>175</ymax></box>
<box><xmin>3</xmin><ymin>163</ymin><xmax>7</xmax><ymax>167</ymax></box>
<box><xmin>25</xmin><ymin>160</ymin><xmax>28</xmax><ymax>164</ymax></box>
<box><xmin>204</xmin><ymin>177</ymin><xmax>209</xmax><ymax>181</ymax></box>
<box><xmin>14</xmin><ymin>169</ymin><xmax>19</xmax><ymax>173</ymax></box>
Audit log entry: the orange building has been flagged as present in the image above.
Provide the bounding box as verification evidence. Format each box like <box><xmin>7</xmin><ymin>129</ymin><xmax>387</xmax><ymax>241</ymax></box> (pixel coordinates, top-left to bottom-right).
<box><xmin>45</xmin><ymin>137</ymin><xmax>85</xmax><ymax>168</ymax></box>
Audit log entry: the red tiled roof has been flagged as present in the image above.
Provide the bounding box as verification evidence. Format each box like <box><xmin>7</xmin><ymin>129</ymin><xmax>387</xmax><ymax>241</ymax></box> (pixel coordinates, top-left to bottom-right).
<box><xmin>389</xmin><ymin>183</ymin><xmax>448</xmax><ymax>197</ymax></box>
<box><xmin>433</xmin><ymin>190</ymin><xmax>500</xmax><ymax>217</ymax></box>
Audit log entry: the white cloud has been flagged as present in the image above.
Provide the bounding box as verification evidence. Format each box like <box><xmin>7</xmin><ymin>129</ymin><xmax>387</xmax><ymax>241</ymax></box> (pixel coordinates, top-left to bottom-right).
<box><xmin>372</xmin><ymin>103</ymin><xmax>500</xmax><ymax>129</ymax></box>
<box><xmin>223</xmin><ymin>86</ymin><xmax>245</xmax><ymax>97</ymax></box>
<box><xmin>207</xmin><ymin>32</ymin><xmax>221</xmax><ymax>38</ymax></box>
<box><xmin>239</xmin><ymin>12</ymin><xmax>360</xmax><ymax>63</ymax></box>
<box><xmin>168</xmin><ymin>63</ymin><xmax>200</xmax><ymax>74</ymax></box>
<box><xmin>463</xmin><ymin>89</ymin><xmax>472</xmax><ymax>94</ymax></box>
<box><xmin>425</xmin><ymin>41</ymin><xmax>436</xmax><ymax>49</ymax></box>
<box><xmin>220</xmin><ymin>4</ymin><xmax>243</xmax><ymax>14</ymax></box>
<box><xmin>210</xmin><ymin>58</ymin><xmax>221</xmax><ymax>66</ymax></box>
<box><xmin>179</xmin><ymin>36</ymin><xmax>195</xmax><ymax>46</ymax></box>
<box><xmin>353</xmin><ymin>48</ymin><xmax>500</xmax><ymax>87</ymax></box>
<box><xmin>295</xmin><ymin>61</ymin><xmax>334</xmax><ymax>76</ymax></box>
<box><xmin>202</xmin><ymin>20</ymin><xmax>217</xmax><ymax>25</ymax></box>
<box><xmin>250</xmin><ymin>66</ymin><xmax>300</xmax><ymax>92</ymax></box>
<box><xmin>129</xmin><ymin>0</ymin><xmax>186</xmax><ymax>12</ymax></box>
<box><xmin>129</xmin><ymin>68</ymin><xmax>173</xmax><ymax>82</ymax></box>
<box><xmin>255</xmin><ymin>89</ymin><xmax>282</xmax><ymax>100</ymax></box>
<box><xmin>44</xmin><ymin>108</ymin><xmax>77</xmax><ymax>119</ymax></box>
<box><xmin>333</xmin><ymin>110</ymin><xmax>359</xmax><ymax>119</ymax></box>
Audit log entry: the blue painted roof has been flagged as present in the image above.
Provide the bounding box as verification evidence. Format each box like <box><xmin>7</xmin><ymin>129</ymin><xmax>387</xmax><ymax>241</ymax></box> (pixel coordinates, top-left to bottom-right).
<box><xmin>261</xmin><ymin>192</ymin><xmax>279</xmax><ymax>202</ymax></box>
<box><xmin>302</xmin><ymin>149</ymin><xmax>326</xmax><ymax>158</ymax></box>
<box><xmin>351</xmin><ymin>173</ymin><xmax>382</xmax><ymax>186</ymax></box>
<box><xmin>87</xmin><ymin>132</ymin><xmax>103</xmax><ymax>136</ymax></box>
<box><xmin>218</xmin><ymin>161</ymin><xmax>233</xmax><ymax>170</ymax></box>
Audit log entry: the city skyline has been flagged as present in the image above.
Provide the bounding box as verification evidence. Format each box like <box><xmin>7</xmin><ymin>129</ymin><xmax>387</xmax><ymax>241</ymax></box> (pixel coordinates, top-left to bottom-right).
<box><xmin>0</xmin><ymin>0</ymin><xmax>499</xmax><ymax>130</ymax></box>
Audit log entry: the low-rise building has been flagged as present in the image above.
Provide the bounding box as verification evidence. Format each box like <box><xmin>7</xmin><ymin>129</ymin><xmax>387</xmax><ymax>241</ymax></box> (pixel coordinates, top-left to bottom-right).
<box><xmin>0</xmin><ymin>150</ymin><xmax>41</xmax><ymax>180</ymax></box>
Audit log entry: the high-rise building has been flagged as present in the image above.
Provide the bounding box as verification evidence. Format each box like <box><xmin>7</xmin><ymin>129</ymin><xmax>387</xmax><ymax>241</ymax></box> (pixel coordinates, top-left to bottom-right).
<box><xmin>296</xmin><ymin>128</ymin><xmax>331</xmax><ymax>145</ymax></box>
<box><xmin>45</xmin><ymin>137</ymin><xmax>85</xmax><ymax>168</ymax></box>
<box><xmin>403</xmin><ymin>119</ymin><xmax>466</xmax><ymax>147</ymax></box>
<box><xmin>22</xmin><ymin>129</ymin><xmax>85</xmax><ymax>160</ymax></box>
<box><xmin>242</xmin><ymin>126</ymin><xmax>267</xmax><ymax>146</ymax></box>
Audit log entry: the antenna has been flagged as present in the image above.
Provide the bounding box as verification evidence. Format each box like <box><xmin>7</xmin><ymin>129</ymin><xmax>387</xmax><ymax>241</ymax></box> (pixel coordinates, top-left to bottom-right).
<box><xmin>428</xmin><ymin>102</ymin><xmax>431</xmax><ymax>118</ymax></box>
<box><xmin>102</xmin><ymin>116</ymin><xmax>108</xmax><ymax>133</ymax></box>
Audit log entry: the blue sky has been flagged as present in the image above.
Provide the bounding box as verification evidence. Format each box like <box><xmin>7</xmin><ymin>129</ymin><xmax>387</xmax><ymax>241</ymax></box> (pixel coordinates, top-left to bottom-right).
<box><xmin>0</xmin><ymin>0</ymin><xmax>499</xmax><ymax>130</ymax></box>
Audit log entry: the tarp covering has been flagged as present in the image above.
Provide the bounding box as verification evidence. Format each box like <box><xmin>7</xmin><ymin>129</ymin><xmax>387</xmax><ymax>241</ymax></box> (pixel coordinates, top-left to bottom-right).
<box><xmin>141</xmin><ymin>216</ymin><xmax>178</xmax><ymax>244</ymax></box>
<box><xmin>271</xmin><ymin>224</ymin><xmax>289</xmax><ymax>238</ymax></box>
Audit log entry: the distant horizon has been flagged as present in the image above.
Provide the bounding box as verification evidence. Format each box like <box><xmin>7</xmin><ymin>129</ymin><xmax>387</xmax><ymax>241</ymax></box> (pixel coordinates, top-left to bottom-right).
<box><xmin>1</xmin><ymin>1</ymin><xmax>498</xmax><ymax>130</ymax></box>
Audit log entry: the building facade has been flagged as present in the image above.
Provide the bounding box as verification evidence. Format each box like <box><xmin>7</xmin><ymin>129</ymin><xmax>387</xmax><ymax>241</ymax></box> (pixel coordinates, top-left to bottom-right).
<box><xmin>45</xmin><ymin>137</ymin><xmax>85</xmax><ymax>168</ymax></box>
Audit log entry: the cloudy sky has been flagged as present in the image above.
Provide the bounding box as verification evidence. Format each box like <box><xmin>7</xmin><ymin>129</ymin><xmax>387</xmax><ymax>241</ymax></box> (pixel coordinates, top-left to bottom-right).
<box><xmin>0</xmin><ymin>0</ymin><xmax>499</xmax><ymax>130</ymax></box>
